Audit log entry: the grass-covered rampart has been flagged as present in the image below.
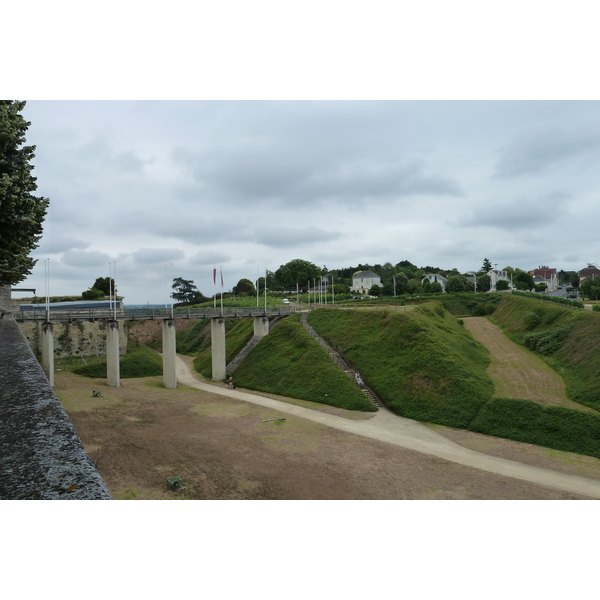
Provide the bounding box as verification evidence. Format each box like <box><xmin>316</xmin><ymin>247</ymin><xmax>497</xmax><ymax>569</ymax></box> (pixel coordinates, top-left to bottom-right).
<box><xmin>491</xmin><ymin>294</ymin><xmax>600</xmax><ymax>412</ymax></box>
<box><xmin>190</xmin><ymin>317</ymin><xmax>256</xmax><ymax>379</ymax></box>
<box><xmin>307</xmin><ymin>303</ymin><xmax>493</xmax><ymax>427</ymax></box>
<box><xmin>230</xmin><ymin>315</ymin><xmax>375</xmax><ymax>412</ymax></box>
<box><xmin>306</xmin><ymin>300</ymin><xmax>600</xmax><ymax>459</ymax></box>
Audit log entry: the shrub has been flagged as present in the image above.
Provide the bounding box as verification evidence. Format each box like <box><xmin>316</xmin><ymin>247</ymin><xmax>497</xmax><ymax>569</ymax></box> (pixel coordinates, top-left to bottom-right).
<box><xmin>523</xmin><ymin>327</ymin><xmax>571</xmax><ymax>355</ymax></box>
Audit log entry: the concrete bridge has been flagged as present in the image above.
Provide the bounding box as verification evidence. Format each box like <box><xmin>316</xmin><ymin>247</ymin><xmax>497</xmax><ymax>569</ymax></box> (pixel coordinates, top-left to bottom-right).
<box><xmin>14</xmin><ymin>305</ymin><xmax>297</xmax><ymax>389</ymax></box>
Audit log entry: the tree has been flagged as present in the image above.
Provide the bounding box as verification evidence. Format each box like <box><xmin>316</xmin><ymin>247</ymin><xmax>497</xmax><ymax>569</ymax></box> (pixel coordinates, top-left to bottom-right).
<box><xmin>496</xmin><ymin>279</ymin><xmax>510</xmax><ymax>291</ymax></box>
<box><xmin>92</xmin><ymin>277</ymin><xmax>116</xmax><ymax>296</ymax></box>
<box><xmin>580</xmin><ymin>278</ymin><xmax>600</xmax><ymax>300</ymax></box>
<box><xmin>233</xmin><ymin>278</ymin><xmax>255</xmax><ymax>296</ymax></box>
<box><xmin>481</xmin><ymin>258</ymin><xmax>493</xmax><ymax>273</ymax></box>
<box><xmin>514</xmin><ymin>271</ymin><xmax>535</xmax><ymax>291</ymax></box>
<box><xmin>446</xmin><ymin>275</ymin><xmax>474</xmax><ymax>293</ymax></box>
<box><xmin>369</xmin><ymin>284</ymin><xmax>381</xmax><ymax>296</ymax></box>
<box><xmin>0</xmin><ymin>101</ymin><xmax>50</xmax><ymax>285</ymax></box>
<box><xmin>274</xmin><ymin>259</ymin><xmax>322</xmax><ymax>291</ymax></box>
<box><xmin>477</xmin><ymin>274</ymin><xmax>491</xmax><ymax>292</ymax></box>
<box><xmin>172</xmin><ymin>277</ymin><xmax>199</xmax><ymax>303</ymax></box>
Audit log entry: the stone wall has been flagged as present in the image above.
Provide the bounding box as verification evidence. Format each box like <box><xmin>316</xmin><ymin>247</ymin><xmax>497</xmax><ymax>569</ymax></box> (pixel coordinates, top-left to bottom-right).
<box><xmin>0</xmin><ymin>313</ymin><xmax>112</xmax><ymax>499</ymax></box>
<box><xmin>19</xmin><ymin>319</ymin><xmax>128</xmax><ymax>358</ymax></box>
<box><xmin>0</xmin><ymin>285</ymin><xmax>10</xmax><ymax>311</ymax></box>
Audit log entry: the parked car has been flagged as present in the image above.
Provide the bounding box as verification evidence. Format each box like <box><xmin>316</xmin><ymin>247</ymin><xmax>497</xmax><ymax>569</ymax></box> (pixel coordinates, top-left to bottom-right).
<box><xmin>282</xmin><ymin>298</ymin><xmax>290</xmax><ymax>304</ymax></box>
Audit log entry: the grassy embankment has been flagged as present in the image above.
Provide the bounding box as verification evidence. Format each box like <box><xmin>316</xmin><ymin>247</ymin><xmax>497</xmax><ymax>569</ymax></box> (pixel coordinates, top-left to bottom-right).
<box><xmin>72</xmin><ymin>338</ymin><xmax>163</xmax><ymax>378</ymax></box>
<box><xmin>185</xmin><ymin>315</ymin><xmax>375</xmax><ymax>412</ymax></box>
<box><xmin>304</xmin><ymin>295</ymin><xmax>600</xmax><ymax>459</ymax></box>
<box><xmin>307</xmin><ymin>303</ymin><xmax>493</xmax><ymax>427</ymax></box>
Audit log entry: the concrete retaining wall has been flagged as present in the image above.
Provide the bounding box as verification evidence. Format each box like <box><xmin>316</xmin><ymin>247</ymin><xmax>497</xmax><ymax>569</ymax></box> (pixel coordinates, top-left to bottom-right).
<box><xmin>0</xmin><ymin>313</ymin><xmax>112</xmax><ymax>499</ymax></box>
<box><xmin>19</xmin><ymin>319</ymin><xmax>127</xmax><ymax>359</ymax></box>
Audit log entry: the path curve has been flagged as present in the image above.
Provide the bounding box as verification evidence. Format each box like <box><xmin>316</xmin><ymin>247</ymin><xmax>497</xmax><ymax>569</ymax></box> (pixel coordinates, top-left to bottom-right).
<box><xmin>175</xmin><ymin>355</ymin><xmax>600</xmax><ymax>498</ymax></box>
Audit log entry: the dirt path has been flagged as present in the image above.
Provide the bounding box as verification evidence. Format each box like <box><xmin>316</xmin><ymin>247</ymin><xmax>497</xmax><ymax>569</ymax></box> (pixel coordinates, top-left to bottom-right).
<box><xmin>175</xmin><ymin>356</ymin><xmax>600</xmax><ymax>498</ymax></box>
<box><xmin>462</xmin><ymin>317</ymin><xmax>598</xmax><ymax>413</ymax></box>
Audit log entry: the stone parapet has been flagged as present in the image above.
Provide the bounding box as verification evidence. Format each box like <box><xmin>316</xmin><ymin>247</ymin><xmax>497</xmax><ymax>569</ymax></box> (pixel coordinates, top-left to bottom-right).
<box><xmin>0</xmin><ymin>313</ymin><xmax>112</xmax><ymax>499</ymax></box>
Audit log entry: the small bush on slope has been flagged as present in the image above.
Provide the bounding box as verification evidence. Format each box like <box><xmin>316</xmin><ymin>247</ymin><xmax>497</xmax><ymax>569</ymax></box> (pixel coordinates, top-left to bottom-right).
<box><xmin>307</xmin><ymin>303</ymin><xmax>493</xmax><ymax>428</ymax></box>
<box><xmin>232</xmin><ymin>315</ymin><xmax>376</xmax><ymax>412</ymax></box>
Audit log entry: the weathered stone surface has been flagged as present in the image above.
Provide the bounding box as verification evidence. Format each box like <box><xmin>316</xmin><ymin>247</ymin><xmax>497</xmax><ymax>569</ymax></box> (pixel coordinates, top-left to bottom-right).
<box><xmin>0</xmin><ymin>314</ymin><xmax>112</xmax><ymax>500</ymax></box>
<box><xmin>18</xmin><ymin>319</ymin><xmax>127</xmax><ymax>358</ymax></box>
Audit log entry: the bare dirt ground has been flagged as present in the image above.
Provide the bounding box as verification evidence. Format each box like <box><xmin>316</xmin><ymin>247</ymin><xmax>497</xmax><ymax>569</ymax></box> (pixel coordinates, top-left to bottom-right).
<box><xmin>55</xmin><ymin>359</ymin><xmax>600</xmax><ymax>500</ymax></box>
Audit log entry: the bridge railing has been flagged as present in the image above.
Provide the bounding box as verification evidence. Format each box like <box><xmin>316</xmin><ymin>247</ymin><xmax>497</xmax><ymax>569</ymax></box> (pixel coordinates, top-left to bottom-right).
<box><xmin>15</xmin><ymin>305</ymin><xmax>298</xmax><ymax>322</ymax></box>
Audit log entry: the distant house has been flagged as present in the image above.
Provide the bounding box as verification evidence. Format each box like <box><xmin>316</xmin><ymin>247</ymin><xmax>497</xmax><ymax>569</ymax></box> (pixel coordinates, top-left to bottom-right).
<box><xmin>579</xmin><ymin>265</ymin><xmax>600</xmax><ymax>283</ymax></box>
<box><xmin>421</xmin><ymin>273</ymin><xmax>447</xmax><ymax>292</ymax></box>
<box><xmin>530</xmin><ymin>265</ymin><xmax>557</xmax><ymax>280</ymax></box>
<box><xmin>489</xmin><ymin>268</ymin><xmax>512</xmax><ymax>292</ymax></box>
<box><xmin>351</xmin><ymin>270</ymin><xmax>381</xmax><ymax>295</ymax></box>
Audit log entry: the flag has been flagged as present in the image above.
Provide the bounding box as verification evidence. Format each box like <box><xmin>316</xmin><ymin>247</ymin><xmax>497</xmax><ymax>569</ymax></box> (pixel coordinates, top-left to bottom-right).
<box><xmin>220</xmin><ymin>266</ymin><xmax>224</xmax><ymax>288</ymax></box>
<box><xmin>213</xmin><ymin>268</ymin><xmax>217</xmax><ymax>286</ymax></box>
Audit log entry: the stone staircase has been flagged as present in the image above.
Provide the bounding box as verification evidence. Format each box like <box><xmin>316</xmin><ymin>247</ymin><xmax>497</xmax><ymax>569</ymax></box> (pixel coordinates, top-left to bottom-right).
<box><xmin>300</xmin><ymin>312</ymin><xmax>382</xmax><ymax>409</ymax></box>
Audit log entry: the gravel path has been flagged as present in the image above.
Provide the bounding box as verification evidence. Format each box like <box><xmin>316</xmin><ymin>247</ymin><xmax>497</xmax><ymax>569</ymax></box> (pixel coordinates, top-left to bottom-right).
<box><xmin>176</xmin><ymin>355</ymin><xmax>600</xmax><ymax>498</ymax></box>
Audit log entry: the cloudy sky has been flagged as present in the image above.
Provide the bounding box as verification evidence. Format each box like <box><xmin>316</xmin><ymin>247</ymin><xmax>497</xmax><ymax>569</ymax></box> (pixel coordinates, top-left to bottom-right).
<box><xmin>16</xmin><ymin>100</ymin><xmax>600</xmax><ymax>304</ymax></box>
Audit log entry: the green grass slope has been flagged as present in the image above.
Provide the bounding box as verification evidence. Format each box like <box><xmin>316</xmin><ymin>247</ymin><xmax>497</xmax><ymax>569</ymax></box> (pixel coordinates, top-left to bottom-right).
<box><xmin>491</xmin><ymin>294</ymin><xmax>600</xmax><ymax>411</ymax></box>
<box><xmin>191</xmin><ymin>317</ymin><xmax>259</xmax><ymax>380</ymax></box>
<box><xmin>307</xmin><ymin>303</ymin><xmax>493</xmax><ymax>427</ymax></box>
<box><xmin>231</xmin><ymin>315</ymin><xmax>376</xmax><ymax>412</ymax></box>
<box><xmin>73</xmin><ymin>338</ymin><xmax>163</xmax><ymax>378</ymax></box>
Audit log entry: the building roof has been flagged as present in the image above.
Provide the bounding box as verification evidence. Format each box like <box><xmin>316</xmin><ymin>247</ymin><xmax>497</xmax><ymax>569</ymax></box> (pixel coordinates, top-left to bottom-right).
<box><xmin>353</xmin><ymin>270</ymin><xmax>380</xmax><ymax>278</ymax></box>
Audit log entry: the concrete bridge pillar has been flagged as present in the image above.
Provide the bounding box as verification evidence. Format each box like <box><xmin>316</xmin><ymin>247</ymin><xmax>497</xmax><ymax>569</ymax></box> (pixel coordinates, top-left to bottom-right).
<box><xmin>211</xmin><ymin>317</ymin><xmax>226</xmax><ymax>381</ymax></box>
<box><xmin>253</xmin><ymin>316</ymin><xmax>270</xmax><ymax>338</ymax></box>
<box><xmin>162</xmin><ymin>319</ymin><xmax>177</xmax><ymax>389</ymax></box>
<box><xmin>41</xmin><ymin>322</ymin><xmax>55</xmax><ymax>387</ymax></box>
<box><xmin>106</xmin><ymin>320</ymin><xmax>120</xmax><ymax>387</ymax></box>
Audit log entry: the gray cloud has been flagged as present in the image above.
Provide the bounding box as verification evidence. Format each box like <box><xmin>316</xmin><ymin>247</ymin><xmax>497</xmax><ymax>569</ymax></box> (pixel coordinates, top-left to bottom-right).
<box><xmin>132</xmin><ymin>248</ymin><xmax>185</xmax><ymax>264</ymax></box>
<box><xmin>61</xmin><ymin>249</ymin><xmax>114</xmax><ymax>267</ymax></box>
<box><xmin>494</xmin><ymin>128</ymin><xmax>600</xmax><ymax>178</ymax></box>
<box><xmin>456</xmin><ymin>193</ymin><xmax>570</xmax><ymax>231</ymax></box>
<box><xmin>255</xmin><ymin>226</ymin><xmax>343</xmax><ymax>249</ymax></box>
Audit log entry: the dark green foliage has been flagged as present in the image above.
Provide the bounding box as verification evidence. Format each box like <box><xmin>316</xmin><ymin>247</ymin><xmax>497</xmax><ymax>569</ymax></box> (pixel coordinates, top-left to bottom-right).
<box><xmin>437</xmin><ymin>293</ymin><xmax>501</xmax><ymax>317</ymax></box>
<box><xmin>0</xmin><ymin>101</ymin><xmax>50</xmax><ymax>285</ymax></box>
<box><xmin>176</xmin><ymin>319</ymin><xmax>211</xmax><ymax>355</ymax></box>
<box><xmin>81</xmin><ymin>288</ymin><xmax>105</xmax><ymax>300</ymax></box>
<box><xmin>73</xmin><ymin>339</ymin><xmax>163</xmax><ymax>378</ymax></box>
<box><xmin>523</xmin><ymin>310</ymin><xmax>542</xmax><ymax>330</ymax></box>
<box><xmin>469</xmin><ymin>399</ymin><xmax>600</xmax><ymax>459</ymax></box>
<box><xmin>593</xmin><ymin>304</ymin><xmax>600</xmax><ymax>312</ymax></box>
<box><xmin>307</xmin><ymin>303</ymin><xmax>493</xmax><ymax>427</ymax></box>
<box><xmin>512</xmin><ymin>290</ymin><xmax>584</xmax><ymax>309</ymax></box>
<box><xmin>524</xmin><ymin>327</ymin><xmax>571</xmax><ymax>355</ymax></box>
<box><xmin>233</xmin><ymin>316</ymin><xmax>375</xmax><ymax>412</ymax></box>
<box><xmin>172</xmin><ymin>277</ymin><xmax>200</xmax><ymax>304</ymax></box>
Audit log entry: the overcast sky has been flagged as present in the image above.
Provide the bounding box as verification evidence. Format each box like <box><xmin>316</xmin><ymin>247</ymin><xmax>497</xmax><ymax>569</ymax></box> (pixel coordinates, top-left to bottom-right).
<box><xmin>15</xmin><ymin>100</ymin><xmax>599</xmax><ymax>304</ymax></box>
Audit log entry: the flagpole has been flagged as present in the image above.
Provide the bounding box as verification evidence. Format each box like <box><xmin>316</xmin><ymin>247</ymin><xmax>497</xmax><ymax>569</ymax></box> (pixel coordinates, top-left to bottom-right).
<box><xmin>256</xmin><ymin>268</ymin><xmax>259</xmax><ymax>307</ymax></box>
<box><xmin>264</xmin><ymin>268</ymin><xmax>267</xmax><ymax>313</ymax></box>
<box><xmin>213</xmin><ymin>268</ymin><xmax>217</xmax><ymax>309</ymax></box>
<box><xmin>220</xmin><ymin>265</ymin><xmax>224</xmax><ymax>316</ymax></box>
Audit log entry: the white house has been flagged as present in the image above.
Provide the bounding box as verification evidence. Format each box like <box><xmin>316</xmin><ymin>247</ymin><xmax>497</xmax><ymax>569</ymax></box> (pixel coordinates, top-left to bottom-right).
<box><xmin>489</xmin><ymin>268</ymin><xmax>512</xmax><ymax>292</ymax></box>
<box><xmin>351</xmin><ymin>270</ymin><xmax>381</xmax><ymax>295</ymax></box>
<box><xmin>421</xmin><ymin>273</ymin><xmax>447</xmax><ymax>292</ymax></box>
